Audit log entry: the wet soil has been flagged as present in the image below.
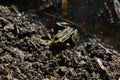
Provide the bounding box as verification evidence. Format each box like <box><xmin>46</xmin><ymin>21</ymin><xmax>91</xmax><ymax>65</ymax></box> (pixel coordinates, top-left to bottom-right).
<box><xmin>0</xmin><ymin>5</ymin><xmax>120</xmax><ymax>80</ymax></box>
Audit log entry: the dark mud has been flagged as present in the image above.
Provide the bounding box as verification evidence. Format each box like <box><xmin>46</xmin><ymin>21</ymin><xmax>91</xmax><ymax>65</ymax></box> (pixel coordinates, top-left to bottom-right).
<box><xmin>0</xmin><ymin>5</ymin><xmax>120</xmax><ymax>80</ymax></box>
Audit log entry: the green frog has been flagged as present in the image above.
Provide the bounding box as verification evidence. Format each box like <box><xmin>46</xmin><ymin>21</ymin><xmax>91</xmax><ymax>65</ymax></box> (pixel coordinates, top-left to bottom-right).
<box><xmin>51</xmin><ymin>22</ymin><xmax>80</xmax><ymax>47</ymax></box>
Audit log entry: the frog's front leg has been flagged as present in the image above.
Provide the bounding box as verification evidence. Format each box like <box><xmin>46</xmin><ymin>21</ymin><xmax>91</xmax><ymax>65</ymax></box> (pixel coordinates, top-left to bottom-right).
<box><xmin>72</xmin><ymin>29</ymin><xmax>80</xmax><ymax>48</ymax></box>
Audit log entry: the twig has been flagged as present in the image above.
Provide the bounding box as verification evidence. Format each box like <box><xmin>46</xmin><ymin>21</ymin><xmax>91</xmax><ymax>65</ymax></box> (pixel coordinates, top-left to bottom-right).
<box><xmin>44</xmin><ymin>12</ymin><xmax>83</xmax><ymax>29</ymax></box>
<box><xmin>0</xmin><ymin>16</ymin><xmax>11</xmax><ymax>24</ymax></box>
<box><xmin>98</xmin><ymin>43</ymin><xmax>120</xmax><ymax>57</ymax></box>
<box><xmin>42</xmin><ymin>12</ymin><xmax>89</xmax><ymax>36</ymax></box>
<box><xmin>30</xmin><ymin>40</ymin><xmax>44</xmax><ymax>56</ymax></box>
<box><xmin>95</xmin><ymin>58</ymin><xmax>113</xmax><ymax>80</ymax></box>
<box><xmin>98</xmin><ymin>43</ymin><xmax>111</xmax><ymax>53</ymax></box>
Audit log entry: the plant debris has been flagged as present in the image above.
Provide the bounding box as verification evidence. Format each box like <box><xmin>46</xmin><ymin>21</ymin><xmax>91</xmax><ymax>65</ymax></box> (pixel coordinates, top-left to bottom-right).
<box><xmin>0</xmin><ymin>5</ymin><xmax>120</xmax><ymax>80</ymax></box>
